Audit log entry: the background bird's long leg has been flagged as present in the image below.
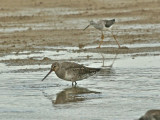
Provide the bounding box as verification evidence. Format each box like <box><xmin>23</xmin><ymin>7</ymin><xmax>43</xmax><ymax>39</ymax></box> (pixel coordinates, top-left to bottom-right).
<box><xmin>98</xmin><ymin>31</ymin><xmax>104</xmax><ymax>48</ymax></box>
<box><xmin>101</xmin><ymin>31</ymin><xmax>104</xmax><ymax>40</ymax></box>
<box><xmin>110</xmin><ymin>31</ymin><xmax>121</xmax><ymax>48</ymax></box>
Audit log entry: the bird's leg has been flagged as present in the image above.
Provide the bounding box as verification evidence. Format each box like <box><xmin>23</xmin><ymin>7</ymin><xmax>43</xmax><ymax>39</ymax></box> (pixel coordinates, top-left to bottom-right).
<box><xmin>101</xmin><ymin>32</ymin><xmax>104</xmax><ymax>40</ymax></box>
<box><xmin>72</xmin><ymin>81</ymin><xmax>77</xmax><ymax>86</ymax></box>
<box><xmin>75</xmin><ymin>82</ymin><xmax>77</xmax><ymax>86</ymax></box>
<box><xmin>97</xmin><ymin>31</ymin><xmax>104</xmax><ymax>48</ymax></box>
<box><xmin>110</xmin><ymin>31</ymin><xmax>121</xmax><ymax>48</ymax></box>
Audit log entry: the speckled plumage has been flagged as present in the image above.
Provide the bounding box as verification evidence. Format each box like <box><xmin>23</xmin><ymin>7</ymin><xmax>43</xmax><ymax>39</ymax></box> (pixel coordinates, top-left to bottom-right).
<box><xmin>42</xmin><ymin>62</ymin><xmax>101</xmax><ymax>85</ymax></box>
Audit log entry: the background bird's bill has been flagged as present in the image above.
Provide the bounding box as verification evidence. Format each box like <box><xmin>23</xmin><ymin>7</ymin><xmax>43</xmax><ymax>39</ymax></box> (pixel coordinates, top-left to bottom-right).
<box><xmin>83</xmin><ymin>25</ymin><xmax>90</xmax><ymax>31</ymax></box>
<box><xmin>41</xmin><ymin>70</ymin><xmax>52</xmax><ymax>81</ymax></box>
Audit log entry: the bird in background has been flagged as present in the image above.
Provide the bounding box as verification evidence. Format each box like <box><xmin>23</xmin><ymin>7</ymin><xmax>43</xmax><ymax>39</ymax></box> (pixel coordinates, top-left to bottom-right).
<box><xmin>83</xmin><ymin>19</ymin><xmax>121</xmax><ymax>48</ymax></box>
<box><xmin>138</xmin><ymin>109</ymin><xmax>160</xmax><ymax>120</ymax></box>
<box><xmin>41</xmin><ymin>62</ymin><xmax>101</xmax><ymax>86</ymax></box>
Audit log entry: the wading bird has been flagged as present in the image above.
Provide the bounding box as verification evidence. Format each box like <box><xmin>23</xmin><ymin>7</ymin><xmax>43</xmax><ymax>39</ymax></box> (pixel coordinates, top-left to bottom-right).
<box><xmin>41</xmin><ymin>62</ymin><xmax>101</xmax><ymax>86</ymax></box>
<box><xmin>83</xmin><ymin>19</ymin><xmax>121</xmax><ymax>48</ymax></box>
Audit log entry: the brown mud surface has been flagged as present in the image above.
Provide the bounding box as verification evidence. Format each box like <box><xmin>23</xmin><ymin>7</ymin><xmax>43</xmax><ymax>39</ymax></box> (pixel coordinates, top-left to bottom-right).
<box><xmin>0</xmin><ymin>0</ymin><xmax>160</xmax><ymax>65</ymax></box>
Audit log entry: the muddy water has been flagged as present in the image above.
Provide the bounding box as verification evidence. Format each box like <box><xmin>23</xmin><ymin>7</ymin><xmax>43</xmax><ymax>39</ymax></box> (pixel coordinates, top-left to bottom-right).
<box><xmin>0</xmin><ymin>48</ymin><xmax>160</xmax><ymax>120</ymax></box>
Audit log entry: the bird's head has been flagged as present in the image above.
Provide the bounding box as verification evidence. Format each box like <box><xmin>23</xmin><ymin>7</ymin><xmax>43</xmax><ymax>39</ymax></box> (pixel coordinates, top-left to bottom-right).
<box><xmin>89</xmin><ymin>20</ymin><xmax>95</xmax><ymax>25</ymax></box>
<box><xmin>83</xmin><ymin>20</ymin><xmax>95</xmax><ymax>31</ymax></box>
<box><xmin>41</xmin><ymin>62</ymin><xmax>60</xmax><ymax>81</ymax></box>
<box><xmin>51</xmin><ymin>62</ymin><xmax>60</xmax><ymax>71</ymax></box>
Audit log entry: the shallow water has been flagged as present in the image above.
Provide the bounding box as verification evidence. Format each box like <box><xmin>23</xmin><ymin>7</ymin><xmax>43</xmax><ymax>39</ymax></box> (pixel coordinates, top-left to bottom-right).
<box><xmin>0</xmin><ymin>53</ymin><xmax>160</xmax><ymax>120</ymax></box>
<box><xmin>0</xmin><ymin>5</ymin><xmax>160</xmax><ymax>120</ymax></box>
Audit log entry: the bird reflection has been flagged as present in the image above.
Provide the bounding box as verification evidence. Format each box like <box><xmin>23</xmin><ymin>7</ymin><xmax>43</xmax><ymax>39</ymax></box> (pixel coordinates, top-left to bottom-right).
<box><xmin>97</xmin><ymin>53</ymin><xmax>118</xmax><ymax>76</ymax></box>
<box><xmin>42</xmin><ymin>86</ymin><xmax>101</xmax><ymax>105</ymax></box>
<box><xmin>101</xmin><ymin>53</ymin><xmax>118</xmax><ymax>68</ymax></box>
<box><xmin>138</xmin><ymin>109</ymin><xmax>160</xmax><ymax>120</ymax></box>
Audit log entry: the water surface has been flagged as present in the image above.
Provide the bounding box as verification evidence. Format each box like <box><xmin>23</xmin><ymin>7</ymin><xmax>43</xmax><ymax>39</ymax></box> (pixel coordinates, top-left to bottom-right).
<box><xmin>0</xmin><ymin>55</ymin><xmax>160</xmax><ymax>120</ymax></box>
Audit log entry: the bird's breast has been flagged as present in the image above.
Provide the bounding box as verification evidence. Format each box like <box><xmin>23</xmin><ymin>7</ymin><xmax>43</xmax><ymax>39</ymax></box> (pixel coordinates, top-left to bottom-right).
<box><xmin>64</xmin><ymin>71</ymin><xmax>74</xmax><ymax>81</ymax></box>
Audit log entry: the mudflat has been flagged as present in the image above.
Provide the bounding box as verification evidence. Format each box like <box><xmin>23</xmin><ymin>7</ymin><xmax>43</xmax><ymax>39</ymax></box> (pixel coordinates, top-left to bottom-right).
<box><xmin>0</xmin><ymin>0</ymin><xmax>160</xmax><ymax>55</ymax></box>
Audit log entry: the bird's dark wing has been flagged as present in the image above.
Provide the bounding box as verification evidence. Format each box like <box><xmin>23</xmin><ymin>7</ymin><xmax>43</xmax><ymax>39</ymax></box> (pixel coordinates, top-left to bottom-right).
<box><xmin>73</xmin><ymin>67</ymin><xmax>100</xmax><ymax>74</ymax></box>
<box><xmin>153</xmin><ymin>115</ymin><xmax>160</xmax><ymax>120</ymax></box>
<box><xmin>66</xmin><ymin>66</ymin><xmax>100</xmax><ymax>74</ymax></box>
<box><xmin>66</xmin><ymin>66</ymin><xmax>101</xmax><ymax>80</ymax></box>
<box><xmin>103</xmin><ymin>19</ymin><xmax>115</xmax><ymax>28</ymax></box>
<box><xmin>61</xmin><ymin>62</ymin><xmax>84</xmax><ymax>69</ymax></box>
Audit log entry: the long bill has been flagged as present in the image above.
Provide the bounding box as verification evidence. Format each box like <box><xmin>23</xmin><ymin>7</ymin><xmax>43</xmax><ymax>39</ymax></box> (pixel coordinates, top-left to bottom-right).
<box><xmin>83</xmin><ymin>25</ymin><xmax>90</xmax><ymax>31</ymax></box>
<box><xmin>41</xmin><ymin>70</ymin><xmax>52</xmax><ymax>81</ymax></box>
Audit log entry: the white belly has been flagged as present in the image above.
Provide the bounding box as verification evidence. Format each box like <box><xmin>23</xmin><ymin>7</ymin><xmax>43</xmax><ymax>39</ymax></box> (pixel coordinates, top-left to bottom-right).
<box><xmin>64</xmin><ymin>71</ymin><xmax>74</xmax><ymax>81</ymax></box>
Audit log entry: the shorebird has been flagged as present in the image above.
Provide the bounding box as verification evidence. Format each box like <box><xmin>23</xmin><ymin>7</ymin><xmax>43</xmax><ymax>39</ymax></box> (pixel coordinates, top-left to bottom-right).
<box><xmin>41</xmin><ymin>62</ymin><xmax>101</xmax><ymax>86</ymax></box>
<box><xmin>83</xmin><ymin>19</ymin><xmax>121</xmax><ymax>48</ymax></box>
<box><xmin>138</xmin><ymin>109</ymin><xmax>160</xmax><ymax>120</ymax></box>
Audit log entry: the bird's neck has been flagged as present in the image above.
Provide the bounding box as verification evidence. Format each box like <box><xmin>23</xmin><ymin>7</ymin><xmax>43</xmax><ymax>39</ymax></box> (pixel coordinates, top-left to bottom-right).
<box><xmin>91</xmin><ymin>21</ymin><xmax>97</xmax><ymax>26</ymax></box>
<box><xmin>55</xmin><ymin>68</ymin><xmax>65</xmax><ymax>79</ymax></box>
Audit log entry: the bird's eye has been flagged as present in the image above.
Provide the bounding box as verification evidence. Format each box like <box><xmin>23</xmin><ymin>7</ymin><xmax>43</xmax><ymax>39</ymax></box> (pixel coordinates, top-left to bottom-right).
<box><xmin>51</xmin><ymin>64</ymin><xmax>56</xmax><ymax>68</ymax></box>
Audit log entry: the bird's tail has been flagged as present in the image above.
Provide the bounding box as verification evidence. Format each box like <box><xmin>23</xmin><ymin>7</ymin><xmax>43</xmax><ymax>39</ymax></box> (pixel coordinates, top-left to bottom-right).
<box><xmin>111</xmin><ymin>19</ymin><xmax>115</xmax><ymax>24</ymax></box>
<box><xmin>89</xmin><ymin>68</ymin><xmax>101</xmax><ymax>73</ymax></box>
<box><xmin>112</xmin><ymin>19</ymin><xmax>115</xmax><ymax>22</ymax></box>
